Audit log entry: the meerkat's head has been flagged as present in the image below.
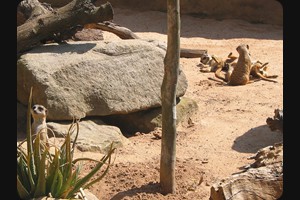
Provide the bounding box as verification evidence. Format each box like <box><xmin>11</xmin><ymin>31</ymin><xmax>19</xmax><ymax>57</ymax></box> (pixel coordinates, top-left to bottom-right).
<box><xmin>31</xmin><ymin>104</ymin><xmax>47</xmax><ymax>120</ymax></box>
<box><xmin>236</xmin><ymin>44</ymin><xmax>251</xmax><ymax>56</ymax></box>
<box><xmin>200</xmin><ymin>53</ymin><xmax>212</xmax><ymax>64</ymax></box>
<box><xmin>258</xmin><ymin>63</ymin><xmax>269</xmax><ymax>76</ymax></box>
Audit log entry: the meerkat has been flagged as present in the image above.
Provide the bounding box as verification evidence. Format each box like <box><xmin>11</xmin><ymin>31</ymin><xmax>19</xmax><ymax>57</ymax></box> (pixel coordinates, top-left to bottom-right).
<box><xmin>31</xmin><ymin>104</ymin><xmax>49</xmax><ymax>148</ymax></box>
<box><xmin>208</xmin><ymin>44</ymin><xmax>253</xmax><ymax>85</ymax></box>
<box><xmin>198</xmin><ymin>52</ymin><xmax>214</xmax><ymax>71</ymax></box>
<box><xmin>228</xmin><ymin>60</ymin><xmax>278</xmax><ymax>82</ymax></box>
<box><xmin>227</xmin><ymin>44</ymin><xmax>253</xmax><ymax>86</ymax></box>
<box><xmin>250</xmin><ymin>61</ymin><xmax>278</xmax><ymax>83</ymax></box>
<box><xmin>211</xmin><ymin>53</ymin><xmax>238</xmax><ymax>82</ymax></box>
<box><xmin>208</xmin><ymin>48</ymin><xmax>278</xmax><ymax>84</ymax></box>
<box><xmin>199</xmin><ymin>52</ymin><xmax>238</xmax><ymax>82</ymax></box>
<box><xmin>225</xmin><ymin>57</ymin><xmax>278</xmax><ymax>81</ymax></box>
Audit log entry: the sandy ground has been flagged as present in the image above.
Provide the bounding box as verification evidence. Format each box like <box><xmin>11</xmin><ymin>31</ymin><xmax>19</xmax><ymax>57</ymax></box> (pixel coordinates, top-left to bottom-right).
<box><xmin>47</xmin><ymin>8</ymin><xmax>284</xmax><ymax>200</ymax></box>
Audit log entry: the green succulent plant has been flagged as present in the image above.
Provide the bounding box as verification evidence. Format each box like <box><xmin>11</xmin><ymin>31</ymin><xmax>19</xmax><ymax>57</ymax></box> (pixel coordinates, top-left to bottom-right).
<box><xmin>17</xmin><ymin>87</ymin><xmax>116</xmax><ymax>199</ymax></box>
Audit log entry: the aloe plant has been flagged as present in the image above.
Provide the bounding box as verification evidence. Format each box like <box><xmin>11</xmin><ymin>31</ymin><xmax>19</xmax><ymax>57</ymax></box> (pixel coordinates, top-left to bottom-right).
<box><xmin>17</xmin><ymin>87</ymin><xmax>116</xmax><ymax>199</ymax></box>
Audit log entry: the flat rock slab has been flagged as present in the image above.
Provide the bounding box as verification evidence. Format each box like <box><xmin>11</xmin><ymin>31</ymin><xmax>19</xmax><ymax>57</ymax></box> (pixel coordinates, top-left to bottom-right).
<box><xmin>47</xmin><ymin>119</ymin><xmax>128</xmax><ymax>153</ymax></box>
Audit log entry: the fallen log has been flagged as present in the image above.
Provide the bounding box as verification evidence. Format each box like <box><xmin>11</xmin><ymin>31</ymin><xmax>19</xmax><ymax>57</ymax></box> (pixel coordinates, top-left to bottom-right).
<box><xmin>180</xmin><ymin>48</ymin><xmax>207</xmax><ymax>58</ymax></box>
<box><xmin>86</xmin><ymin>21</ymin><xmax>207</xmax><ymax>58</ymax></box>
<box><xmin>17</xmin><ymin>1</ymin><xmax>206</xmax><ymax>58</ymax></box>
<box><xmin>85</xmin><ymin>21</ymin><xmax>140</xmax><ymax>39</ymax></box>
<box><xmin>17</xmin><ymin>0</ymin><xmax>51</xmax><ymax>26</ymax></box>
<box><xmin>210</xmin><ymin>142</ymin><xmax>283</xmax><ymax>200</ymax></box>
<box><xmin>17</xmin><ymin>0</ymin><xmax>114</xmax><ymax>54</ymax></box>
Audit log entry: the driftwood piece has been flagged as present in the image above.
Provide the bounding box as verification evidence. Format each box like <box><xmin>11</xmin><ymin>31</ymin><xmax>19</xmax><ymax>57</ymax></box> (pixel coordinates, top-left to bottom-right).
<box><xmin>85</xmin><ymin>21</ymin><xmax>140</xmax><ymax>39</ymax></box>
<box><xmin>266</xmin><ymin>109</ymin><xmax>283</xmax><ymax>132</ymax></box>
<box><xmin>86</xmin><ymin>21</ymin><xmax>207</xmax><ymax>58</ymax></box>
<box><xmin>180</xmin><ymin>48</ymin><xmax>207</xmax><ymax>58</ymax></box>
<box><xmin>246</xmin><ymin>142</ymin><xmax>283</xmax><ymax>169</ymax></box>
<box><xmin>17</xmin><ymin>0</ymin><xmax>52</xmax><ymax>26</ymax></box>
<box><xmin>17</xmin><ymin>0</ymin><xmax>207</xmax><ymax>58</ymax></box>
<box><xmin>17</xmin><ymin>0</ymin><xmax>52</xmax><ymax>22</ymax></box>
<box><xmin>210</xmin><ymin>142</ymin><xmax>283</xmax><ymax>200</ymax></box>
<box><xmin>17</xmin><ymin>0</ymin><xmax>114</xmax><ymax>54</ymax></box>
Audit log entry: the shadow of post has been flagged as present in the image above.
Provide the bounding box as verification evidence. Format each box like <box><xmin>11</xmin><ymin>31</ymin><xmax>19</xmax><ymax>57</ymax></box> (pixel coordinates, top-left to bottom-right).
<box><xmin>111</xmin><ymin>181</ymin><xmax>161</xmax><ymax>200</ymax></box>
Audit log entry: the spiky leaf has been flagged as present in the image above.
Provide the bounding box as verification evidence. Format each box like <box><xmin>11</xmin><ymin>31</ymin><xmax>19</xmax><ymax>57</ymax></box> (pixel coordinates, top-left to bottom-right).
<box><xmin>17</xmin><ymin>176</ymin><xmax>30</xmax><ymax>199</ymax></box>
<box><xmin>33</xmin><ymin>150</ymin><xmax>47</xmax><ymax>197</ymax></box>
<box><xmin>65</xmin><ymin>144</ymin><xmax>115</xmax><ymax>198</ymax></box>
<box><xmin>46</xmin><ymin>149</ymin><xmax>59</xmax><ymax>193</ymax></box>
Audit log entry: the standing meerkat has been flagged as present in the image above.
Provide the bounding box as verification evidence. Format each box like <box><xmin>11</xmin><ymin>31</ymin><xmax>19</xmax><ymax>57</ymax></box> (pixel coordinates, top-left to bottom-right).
<box><xmin>228</xmin><ymin>44</ymin><xmax>253</xmax><ymax>86</ymax></box>
<box><xmin>31</xmin><ymin>104</ymin><xmax>49</xmax><ymax>148</ymax></box>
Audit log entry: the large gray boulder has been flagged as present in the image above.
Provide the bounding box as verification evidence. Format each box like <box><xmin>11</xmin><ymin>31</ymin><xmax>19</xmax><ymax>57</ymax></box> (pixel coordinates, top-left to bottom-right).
<box><xmin>104</xmin><ymin>97</ymin><xmax>199</xmax><ymax>133</ymax></box>
<box><xmin>17</xmin><ymin>102</ymin><xmax>27</xmax><ymax>141</ymax></box>
<box><xmin>17</xmin><ymin>39</ymin><xmax>188</xmax><ymax>120</ymax></box>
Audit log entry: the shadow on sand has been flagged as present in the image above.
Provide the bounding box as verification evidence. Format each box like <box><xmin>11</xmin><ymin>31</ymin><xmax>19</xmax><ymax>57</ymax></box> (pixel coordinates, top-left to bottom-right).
<box><xmin>110</xmin><ymin>181</ymin><xmax>161</xmax><ymax>200</ymax></box>
<box><xmin>112</xmin><ymin>9</ymin><xmax>283</xmax><ymax>40</ymax></box>
<box><xmin>232</xmin><ymin>124</ymin><xmax>282</xmax><ymax>154</ymax></box>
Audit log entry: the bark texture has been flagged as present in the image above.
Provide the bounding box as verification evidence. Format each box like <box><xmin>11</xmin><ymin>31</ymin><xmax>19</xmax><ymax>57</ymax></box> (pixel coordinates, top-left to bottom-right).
<box><xmin>160</xmin><ymin>0</ymin><xmax>180</xmax><ymax>195</ymax></box>
<box><xmin>17</xmin><ymin>0</ymin><xmax>114</xmax><ymax>54</ymax></box>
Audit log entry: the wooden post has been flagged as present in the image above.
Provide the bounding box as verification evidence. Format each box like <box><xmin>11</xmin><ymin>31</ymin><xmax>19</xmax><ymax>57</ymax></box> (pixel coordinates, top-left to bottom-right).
<box><xmin>160</xmin><ymin>0</ymin><xmax>180</xmax><ymax>194</ymax></box>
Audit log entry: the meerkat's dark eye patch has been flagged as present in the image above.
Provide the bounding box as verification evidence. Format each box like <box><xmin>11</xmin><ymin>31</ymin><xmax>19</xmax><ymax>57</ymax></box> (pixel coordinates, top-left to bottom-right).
<box><xmin>37</xmin><ymin>106</ymin><xmax>44</xmax><ymax>112</ymax></box>
<box><xmin>32</xmin><ymin>105</ymin><xmax>45</xmax><ymax>112</ymax></box>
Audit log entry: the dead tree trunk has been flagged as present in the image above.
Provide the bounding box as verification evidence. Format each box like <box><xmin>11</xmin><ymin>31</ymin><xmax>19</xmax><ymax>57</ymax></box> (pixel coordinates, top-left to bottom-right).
<box><xmin>85</xmin><ymin>22</ymin><xmax>206</xmax><ymax>58</ymax></box>
<box><xmin>17</xmin><ymin>0</ymin><xmax>113</xmax><ymax>54</ymax></box>
<box><xmin>85</xmin><ymin>21</ymin><xmax>140</xmax><ymax>39</ymax></box>
<box><xmin>160</xmin><ymin>0</ymin><xmax>180</xmax><ymax>195</ymax></box>
<box><xmin>180</xmin><ymin>48</ymin><xmax>207</xmax><ymax>58</ymax></box>
<box><xmin>17</xmin><ymin>0</ymin><xmax>51</xmax><ymax>26</ymax></box>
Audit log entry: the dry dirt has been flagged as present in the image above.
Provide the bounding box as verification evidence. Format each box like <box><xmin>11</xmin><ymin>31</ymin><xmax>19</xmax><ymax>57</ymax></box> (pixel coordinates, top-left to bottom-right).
<box><xmin>71</xmin><ymin>8</ymin><xmax>283</xmax><ymax>200</ymax></box>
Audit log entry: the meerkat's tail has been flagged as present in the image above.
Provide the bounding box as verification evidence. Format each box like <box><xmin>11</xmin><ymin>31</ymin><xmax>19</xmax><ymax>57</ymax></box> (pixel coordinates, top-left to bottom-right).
<box><xmin>260</xmin><ymin>62</ymin><xmax>269</xmax><ymax>69</ymax></box>
<box><xmin>208</xmin><ymin>77</ymin><xmax>227</xmax><ymax>85</ymax></box>
<box><xmin>211</xmin><ymin>55</ymin><xmax>220</xmax><ymax>64</ymax></box>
